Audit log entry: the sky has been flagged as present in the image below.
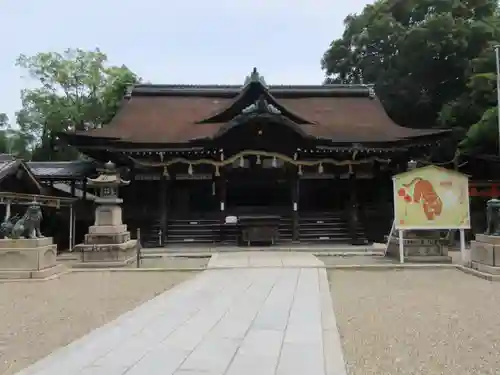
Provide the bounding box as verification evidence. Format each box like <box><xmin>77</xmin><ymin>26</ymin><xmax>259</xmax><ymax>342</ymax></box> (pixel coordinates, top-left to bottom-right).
<box><xmin>0</xmin><ymin>0</ymin><xmax>372</xmax><ymax>125</ymax></box>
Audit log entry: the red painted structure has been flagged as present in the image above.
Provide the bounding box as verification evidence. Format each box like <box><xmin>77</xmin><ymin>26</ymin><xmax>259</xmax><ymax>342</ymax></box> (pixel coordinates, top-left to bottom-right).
<box><xmin>469</xmin><ymin>182</ymin><xmax>500</xmax><ymax>198</ymax></box>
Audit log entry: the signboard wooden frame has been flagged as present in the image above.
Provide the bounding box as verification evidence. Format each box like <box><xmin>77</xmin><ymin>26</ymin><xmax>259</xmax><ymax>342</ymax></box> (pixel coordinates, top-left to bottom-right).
<box><xmin>389</xmin><ymin>165</ymin><xmax>471</xmax><ymax>264</ymax></box>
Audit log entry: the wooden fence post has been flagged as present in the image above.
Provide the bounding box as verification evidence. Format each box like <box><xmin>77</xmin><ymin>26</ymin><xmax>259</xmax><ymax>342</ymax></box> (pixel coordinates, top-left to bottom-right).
<box><xmin>136</xmin><ymin>228</ymin><xmax>141</xmax><ymax>268</ymax></box>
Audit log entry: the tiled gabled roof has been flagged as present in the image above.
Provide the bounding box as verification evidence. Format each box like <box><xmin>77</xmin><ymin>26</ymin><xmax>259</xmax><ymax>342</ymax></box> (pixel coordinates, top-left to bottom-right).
<box><xmin>27</xmin><ymin>161</ymin><xmax>96</xmax><ymax>180</ymax></box>
<box><xmin>61</xmin><ymin>69</ymin><xmax>450</xmax><ymax>146</ymax></box>
<box><xmin>0</xmin><ymin>154</ymin><xmax>19</xmax><ymax>180</ymax></box>
<box><xmin>0</xmin><ymin>154</ymin><xmax>43</xmax><ymax>192</ymax></box>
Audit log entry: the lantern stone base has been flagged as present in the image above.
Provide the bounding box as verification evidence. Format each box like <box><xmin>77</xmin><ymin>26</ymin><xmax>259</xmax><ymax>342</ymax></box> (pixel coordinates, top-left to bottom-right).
<box><xmin>470</xmin><ymin>234</ymin><xmax>500</xmax><ymax>274</ymax></box>
<box><xmin>84</xmin><ymin>228</ymin><xmax>130</xmax><ymax>245</ymax></box>
<box><xmin>72</xmin><ymin>240</ymin><xmax>137</xmax><ymax>268</ymax></box>
<box><xmin>386</xmin><ymin>231</ymin><xmax>452</xmax><ymax>263</ymax></box>
<box><xmin>0</xmin><ymin>237</ymin><xmax>65</xmax><ymax>279</ymax></box>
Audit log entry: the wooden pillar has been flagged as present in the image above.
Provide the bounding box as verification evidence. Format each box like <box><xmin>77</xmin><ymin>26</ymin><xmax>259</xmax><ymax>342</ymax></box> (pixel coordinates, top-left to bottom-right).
<box><xmin>82</xmin><ymin>178</ymin><xmax>87</xmax><ymax>200</ymax></box>
<box><xmin>4</xmin><ymin>200</ymin><xmax>11</xmax><ymax>221</ymax></box>
<box><xmin>372</xmin><ymin>161</ymin><xmax>381</xmax><ymax>202</ymax></box>
<box><xmin>398</xmin><ymin>157</ymin><xmax>409</xmax><ymax>173</ymax></box>
<box><xmin>130</xmin><ymin>166</ymin><xmax>136</xmax><ymax>194</ymax></box>
<box><xmin>291</xmin><ymin>175</ymin><xmax>299</xmax><ymax>242</ymax></box>
<box><xmin>69</xmin><ymin>204</ymin><xmax>73</xmax><ymax>251</ymax></box>
<box><xmin>348</xmin><ymin>173</ymin><xmax>360</xmax><ymax>245</ymax></box>
<box><xmin>159</xmin><ymin>174</ymin><xmax>168</xmax><ymax>246</ymax></box>
<box><xmin>69</xmin><ymin>181</ymin><xmax>76</xmax><ymax>249</ymax></box>
<box><xmin>216</xmin><ymin>172</ymin><xmax>227</xmax><ymax>244</ymax></box>
<box><xmin>72</xmin><ymin>204</ymin><xmax>77</xmax><ymax>249</ymax></box>
<box><xmin>218</xmin><ymin>174</ymin><xmax>226</xmax><ymax>217</ymax></box>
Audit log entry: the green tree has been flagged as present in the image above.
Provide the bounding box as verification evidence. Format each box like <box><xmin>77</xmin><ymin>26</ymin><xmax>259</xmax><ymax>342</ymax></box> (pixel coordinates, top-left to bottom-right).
<box><xmin>0</xmin><ymin>113</ymin><xmax>11</xmax><ymax>153</ymax></box>
<box><xmin>15</xmin><ymin>48</ymin><xmax>139</xmax><ymax>160</ymax></box>
<box><xmin>450</xmin><ymin>35</ymin><xmax>500</xmax><ymax>155</ymax></box>
<box><xmin>322</xmin><ymin>0</ymin><xmax>498</xmax><ymax>130</ymax></box>
<box><xmin>0</xmin><ymin>113</ymin><xmax>31</xmax><ymax>158</ymax></box>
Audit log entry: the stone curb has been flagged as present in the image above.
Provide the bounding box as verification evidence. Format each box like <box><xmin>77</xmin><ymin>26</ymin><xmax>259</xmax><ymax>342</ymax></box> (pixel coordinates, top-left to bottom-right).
<box><xmin>68</xmin><ymin>263</ymin><xmax>456</xmax><ymax>272</ymax></box>
<box><xmin>318</xmin><ymin>268</ymin><xmax>348</xmax><ymax>375</ymax></box>
<box><xmin>140</xmin><ymin>251</ymin><xmax>384</xmax><ymax>258</ymax></box>
<box><xmin>143</xmin><ymin>246</ymin><xmax>375</xmax><ymax>252</ymax></box>
<box><xmin>70</xmin><ymin>267</ymin><xmax>205</xmax><ymax>273</ymax></box>
<box><xmin>456</xmin><ymin>265</ymin><xmax>500</xmax><ymax>281</ymax></box>
<box><xmin>47</xmin><ymin>263</ymin><xmax>471</xmax><ymax>272</ymax></box>
<box><xmin>5</xmin><ymin>263</ymin><xmax>499</xmax><ymax>282</ymax></box>
<box><xmin>0</xmin><ymin>269</ymin><xmax>71</xmax><ymax>283</ymax></box>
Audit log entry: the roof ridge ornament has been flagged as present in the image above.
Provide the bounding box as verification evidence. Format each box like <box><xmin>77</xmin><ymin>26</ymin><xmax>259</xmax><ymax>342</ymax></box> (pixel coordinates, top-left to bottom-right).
<box><xmin>244</xmin><ymin>67</ymin><xmax>267</xmax><ymax>87</ymax></box>
<box><xmin>242</xmin><ymin>94</ymin><xmax>281</xmax><ymax>115</ymax></box>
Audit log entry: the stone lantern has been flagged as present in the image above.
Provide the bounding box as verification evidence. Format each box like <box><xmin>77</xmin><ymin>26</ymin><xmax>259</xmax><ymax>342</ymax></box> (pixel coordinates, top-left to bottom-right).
<box><xmin>88</xmin><ymin>161</ymin><xmax>129</xmax><ymax>233</ymax></box>
<box><xmin>74</xmin><ymin>161</ymin><xmax>137</xmax><ymax>267</ymax></box>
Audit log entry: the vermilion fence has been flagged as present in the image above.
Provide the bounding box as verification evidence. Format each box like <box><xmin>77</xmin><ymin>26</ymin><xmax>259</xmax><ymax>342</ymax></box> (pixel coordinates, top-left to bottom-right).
<box><xmin>469</xmin><ymin>181</ymin><xmax>500</xmax><ymax>198</ymax></box>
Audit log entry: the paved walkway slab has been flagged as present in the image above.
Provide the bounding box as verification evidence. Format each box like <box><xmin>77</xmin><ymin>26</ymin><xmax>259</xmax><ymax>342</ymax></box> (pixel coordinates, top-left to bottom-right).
<box><xmin>15</xmin><ymin>253</ymin><xmax>346</xmax><ymax>375</ymax></box>
<box><xmin>208</xmin><ymin>251</ymin><xmax>325</xmax><ymax>268</ymax></box>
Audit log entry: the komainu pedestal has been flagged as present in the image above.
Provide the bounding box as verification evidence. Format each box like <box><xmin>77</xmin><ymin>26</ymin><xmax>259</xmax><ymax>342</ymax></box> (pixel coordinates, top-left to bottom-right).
<box><xmin>470</xmin><ymin>199</ymin><xmax>500</xmax><ymax>274</ymax></box>
<box><xmin>386</xmin><ymin>230</ymin><xmax>452</xmax><ymax>263</ymax></box>
<box><xmin>73</xmin><ymin>161</ymin><xmax>137</xmax><ymax>268</ymax></box>
<box><xmin>470</xmin><ymin>234</ymin><xmax>500</xmax><ymax>274</ymax></box>
<box><xmin>0</xmin><ymin>237</ymin><xmax>63</xmax><ymax>279</ymax></box>
<box><xmin>0</xmin><ymin>201</ymin><xmax>63</xmax><ymax>279</ymax></box>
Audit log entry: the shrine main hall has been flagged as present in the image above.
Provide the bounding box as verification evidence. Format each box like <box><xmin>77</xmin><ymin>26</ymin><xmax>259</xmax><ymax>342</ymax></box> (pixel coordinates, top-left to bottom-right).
<box><xmin>54</xmin><ymin>68</ymin><xmax>450</xmax><ymax>248</ymax></box>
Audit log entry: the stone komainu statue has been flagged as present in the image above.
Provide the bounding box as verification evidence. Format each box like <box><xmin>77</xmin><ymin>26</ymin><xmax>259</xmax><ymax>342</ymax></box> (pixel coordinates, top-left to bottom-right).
<box><xmin>0</xmin><ymin>214</ymin><xmax>21</xmax><ymax>239</ymax></box>
<box><xmin>2</xmin><ymin>203</ymin><xmax>44</xmax><ymax>239</ymax></box>
<box><xmin>486</xmin><ymin>199</ymin><xmax>500</xmax><ymax>236</ymax></box>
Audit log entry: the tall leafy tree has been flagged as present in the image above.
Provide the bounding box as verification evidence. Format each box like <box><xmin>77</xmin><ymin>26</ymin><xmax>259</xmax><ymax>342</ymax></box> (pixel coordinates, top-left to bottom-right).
<box><xmin>15</xmin><ymin>48</ymin><xmax>139</xmax><ymax>160</ymax></box>
<box><xmin>0</xmin><ymin>114</ymin><xmax>7</xmax><ymax>127</ymax></box>
<box><xmin>451</xmin><ymin>24</ymin><xmax>500</xmax><ymax>155</ymax></box>
<box><xmin>0</xmin><ymin>113</ymin><xmax>11</xmax><ymax>153</ymax></box>
<box><xmin>322</xmin><ymin>0</ymin><xmax>498</xmax><ymax>131</ymax></box>
<box><xmin>0</xmin><ymin>113</ymin><xmax>31</xmax><ymax>158</ymax></box>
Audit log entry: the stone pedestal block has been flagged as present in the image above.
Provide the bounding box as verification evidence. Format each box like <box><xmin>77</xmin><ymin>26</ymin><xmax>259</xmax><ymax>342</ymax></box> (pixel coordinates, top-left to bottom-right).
<box><xmin>470</xmin><ymin>234</ymin><xmax>500</xmax><ymax>274</ymax></box>
<box><xmin>84</xmin><ymin>231</ymin><xmax>130</xmax><ymax>245</ymax></box>
<box><xmin>74</xmin><ymin>207</ymin><xmax>136</xmax><ymax>267</ymax></box>
<box><xmin>73</xmin><ymin>240</ymin><xmax>137</xmax><ymax>268</ymax></box>
<box><xmin>0</xmin><ymin>237</ymin><xmax>64</xmax><ymax>279</ymax></box>
<box><xmin>93</xmin><ymin>205</ymin><xmax>123</xmax><ymax>227</ymax></box>
<box><xmin>89</xmin><ymin>224</ymin><xmax>127</xmax><ymax>234</ymax></box>
<box><xmin>386</xmin><ymin>231</ymin><xmax>452</xmax><ymax>263</ymax></box>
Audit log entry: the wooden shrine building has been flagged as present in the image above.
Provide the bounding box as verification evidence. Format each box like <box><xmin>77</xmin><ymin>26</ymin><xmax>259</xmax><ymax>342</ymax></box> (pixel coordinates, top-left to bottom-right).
<box><xmin>58</xmin><ymin>68</ymin><xmax>451</xmax><ymax>247</ymax></box>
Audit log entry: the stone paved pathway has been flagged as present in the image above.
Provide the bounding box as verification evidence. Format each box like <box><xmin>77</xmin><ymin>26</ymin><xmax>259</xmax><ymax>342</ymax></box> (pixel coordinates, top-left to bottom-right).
<box><xmin>15</xmin><ymin>252</ymin><xmax>346</xmax><ymax>375</ymax></box>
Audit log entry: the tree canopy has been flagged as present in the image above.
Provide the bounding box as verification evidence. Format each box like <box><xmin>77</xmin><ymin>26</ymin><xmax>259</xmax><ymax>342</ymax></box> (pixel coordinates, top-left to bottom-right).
<box><xmin>322</xmin><ymin>0</ymin><xmax>500</xmax><ymax>156</ymax></box>
<box><xmin>0</xmin><ymin>113</ymin><xmax>31</xmax><ymax>159</ymax></box>
<box><xmin>12</xmin><ymin>48</ymin><xmax>139</xmax><ymax>160</ymax></box>
<box><xmin>454</xmin><ymin>39</ymin><xmax>500</xmax><ymax>154</ymax></box>
<box><xmin>0</xmin><ymin>113</ymin><xmax>12</xmax><ymax>154</ymax></box>
<box><xmin>4</xmin><ymin>11</ymin><xmax>500</xmax><ymax>162</ymax></box>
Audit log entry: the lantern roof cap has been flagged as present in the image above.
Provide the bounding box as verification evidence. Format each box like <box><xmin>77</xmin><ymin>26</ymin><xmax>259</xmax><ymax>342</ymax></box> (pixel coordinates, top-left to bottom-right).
<box><xmin>87</xmin><ymin>161</ymin><xmax>130</xmax><ymax>187</ymax></box>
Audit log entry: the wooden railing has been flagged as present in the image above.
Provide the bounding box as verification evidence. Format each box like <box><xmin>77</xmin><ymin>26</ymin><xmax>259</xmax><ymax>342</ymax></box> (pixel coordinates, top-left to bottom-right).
<box><xmin>0</xmin><ymin>192</ymin><xmax>76</xmax><ymax>208</ymax></box>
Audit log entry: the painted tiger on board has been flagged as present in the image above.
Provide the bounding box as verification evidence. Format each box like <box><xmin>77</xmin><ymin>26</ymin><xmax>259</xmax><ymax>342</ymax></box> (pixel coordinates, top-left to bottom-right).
<box><xmin>403</xmin><ymin>177</ymin><xmax>443</xmax><ymax>220</ymax></box>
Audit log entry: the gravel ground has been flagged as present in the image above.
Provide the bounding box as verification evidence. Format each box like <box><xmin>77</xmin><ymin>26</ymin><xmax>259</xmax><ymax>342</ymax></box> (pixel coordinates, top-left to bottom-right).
<box><xmin>329</xmin><ymin>269</ymin><xmax>500</xmax><ymax>375</ymax></box>
<box><xmin>0</xmin><ymin>271</ymin><xmax>196</xmax><ymax>375</ymax></box>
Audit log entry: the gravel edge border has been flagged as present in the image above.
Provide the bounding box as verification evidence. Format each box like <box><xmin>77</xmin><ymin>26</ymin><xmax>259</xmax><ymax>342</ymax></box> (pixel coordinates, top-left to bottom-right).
<box><xmin>2</xmin><ymin>262</ymin><xmax>498</xmax><ymax>283</ymax></box>
<box><xmin>318</xmin><ymin>268</ymin><xmax>348</xmax><ymax>375</ymax></box>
